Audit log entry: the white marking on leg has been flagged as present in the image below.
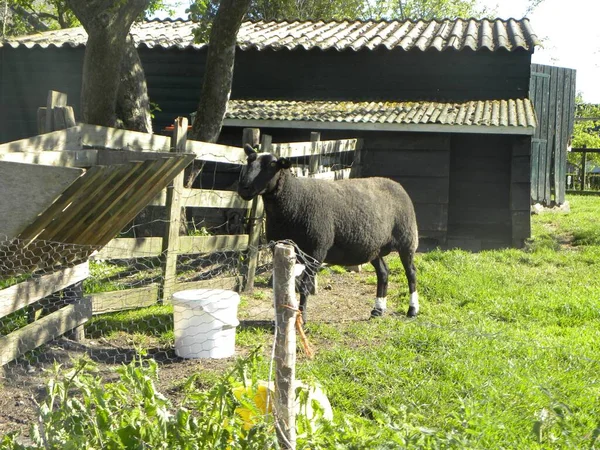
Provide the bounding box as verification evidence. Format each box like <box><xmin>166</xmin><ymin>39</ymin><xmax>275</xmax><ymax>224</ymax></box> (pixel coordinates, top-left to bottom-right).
<box><xmin>409</xmin><ymin>291</ymin><xmax>419</xmax><ymax>314</ymax></box>
<box><xmin>374</xmin><ymin>297</ymin><xmax>387</xmax><ymax>311</ymax></box>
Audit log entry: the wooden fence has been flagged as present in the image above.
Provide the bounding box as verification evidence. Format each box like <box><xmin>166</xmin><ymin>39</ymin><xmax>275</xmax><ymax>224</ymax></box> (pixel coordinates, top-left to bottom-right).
<box><xmin>529</xmin><ymin>64</ymin><xmax>577</xmax><ymax>205</ymax></box>
<box><xmin>0</xmin><ymin>111</ymin><xmax>360</xmax><ymax>366</ymax></box>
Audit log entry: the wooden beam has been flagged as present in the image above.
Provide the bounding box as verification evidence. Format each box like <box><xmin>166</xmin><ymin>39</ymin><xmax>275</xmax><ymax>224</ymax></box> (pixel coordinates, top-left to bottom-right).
<box><xmin>185</xmin><ymin>139</ymin><xmax>246</xmax><ymax>164</ymax></box>
<box><xmin>178</xmin><ymin>235</ymin><xmax>250</xmax><ymax>254</ymax></box>
<box><xmin>149</xmin><ymin>188</ymin><xmax>250</xmax><ymax>209</ymax></box>
<box><xmin>0</xmin><ymin>126</ymin><xmax>83</xmax><ymax>153</ymax></box>
<box><xmin>0</xmin><ymin>262</ymin><xmax>89</xmax><ymax>319</ymax></box>
<box><xmin>91</xmin><ymin>285</ymin><xmax>159</xmax><ymax>315</ymax></box>
<box><xmin>0</xmin><ymin>150</ymin><xmax>98</xmax><ymax>167</ymax></box>
<box><xmin>93</xmin><ymin>237</ymin><xmax>164</xmax><ymax>259</ymax></box>
<box><xmin>0</xmin><ymin>297</ymin><xmax>92</xmax><ymax>366</ymax></box>
<box><xmin>161</xmin><ymin>117</ymin><xmax>187</xmax><ymax>303</ymax></box>
<box><xmin>79</xmin><ymin>123</ymin><xmax>172</xmax><ymax>152</ymax></box>
<box><xmin>45</xmin><ymin>90</ymin><xmax>68</xmax><ymax>133</ymax></box>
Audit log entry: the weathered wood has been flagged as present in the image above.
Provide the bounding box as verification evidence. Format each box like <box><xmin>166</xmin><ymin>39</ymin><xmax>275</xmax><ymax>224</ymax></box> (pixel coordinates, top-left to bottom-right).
<box><xmin>0</xmin><ymin>150</ymin><xmax>98</xmax><ymax>167</ymax></box>
<box><xmin>0</xmin><ymin>297</ymin><xmax>92</xmax><ymax>366</ymax></box>
<box><xmin>0</xmin><ymin>262</ymin><xmax>89</xmax><ymax>319</ymax></box>
<box><xmin>243</xmin><ymin>197</ymin><xmax>264</xmax><ymax>292</ymax></box>
<box><xmin>273</xmin><ymin>243</ymin><xmax>297</xmax><ymax>450</ymax></box>
<box><xmin>37</xmin><ymin>108</ymin><xmax>48</xmax><ymax>134</ymax></box>
<box><xmin>260</xmin><ymin>134</ymin><xmax>273</xmax><ymax>152</ymax></box>
<box><xmin>149</xmin><ymin>188</ymin><xmax>250</xmax><ymax>209</ymax></box>
<box><xmin>242</xmin><ymin>128</ymin><xmax>260</xmax><ymax>148</ymax></box>
<box><xmin>79</xmin><ymin>123</ymin><xmax>172</xmax><ymax>151</ymax></box>
<box><xmin>93</xmin><ymin>234</ymin><xmax>250</xmax><ymax>260</ymax></box>
<box><xmin>185</xmin><ymin>139</ymin><xmax>246</xmax><ymax>164</ymax></box>
<box><xmin>161</xmin><ymin>117</ymin><xmax>187</xmax><ymax>303</ymax></box>
<box><xmin>90</xmin><ymin>276</ymin><xmax>242</xmax><ymax>315</ymax></box>
<box><xmin>175</xmin><ymin>275</ymin><xmax>242</xmax><ymax>293</ymax></box>
<box><xmin>45</xmin><ymin>90</ymin><xmax>68</xmax><ymax>133</ymax></box>
<box><xmin>309</xmin><ymin>168</ymin><xmax>352</xmax><ymax>180</ymax></box>
<box><xmin>0</xmin><ymin>161</ymin><xmax>84</xmax><ymax>239</ymax></box>
<box><xmin>308</xmin><ymin>132</ymin><xmax>321</xmax><ymax>174</ymax></box>
<box><xmin>17</xmin><ymin>165</ymin><xmax>106</xmax><ymax>242</ymax></box>
<box><xmin>91</xmin><ymin>285</ymin><xmax>159</xmax><ymax>315</ymax></box>
<box><xmin>0</xmin><ymin>126</ymin><xmax>83</xmax><ymax>153</ymax></box>
<box><xmin>271</xmin><ymin>138</ymin><xmax>359</xmax><ymax>159</ymax></box>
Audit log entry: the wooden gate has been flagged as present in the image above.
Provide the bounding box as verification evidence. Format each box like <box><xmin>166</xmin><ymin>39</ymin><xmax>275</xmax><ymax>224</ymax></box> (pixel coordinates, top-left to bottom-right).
<box><xmin>529</xmin><ymin>64</ymin><xmax>577</xmax><ymax>205</ymax></box>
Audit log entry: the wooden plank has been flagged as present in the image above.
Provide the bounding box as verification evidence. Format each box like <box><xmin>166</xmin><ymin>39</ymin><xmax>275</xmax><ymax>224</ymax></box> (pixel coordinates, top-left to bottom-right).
<box><xmin>0</xmin><ymin>262</ymin><xmax>89</xmax><ymax>319</ymax></box>
<box><xmin>43</xmin><ymin>163</ymin><xmax>144</xmax><ymax>243</ymax></box>
<box><xmin>79</xmin><ymin>123</ymin><xmax>172</xmax><ymax>152</ymax></box>
<box><xmin>17</xmin><ymin>165</ymin><xmax>106</xmax><ymax>241</ymax></box>
<box><xmin>185</xmin><ymin>139</ymin><xmax>246</xmax><ymax>164</ymax></box>
<box><xmin>96</xmin><ymin>149</ymin><xmax>194</xmax><ymax>165</ymax></box>
<box><xmin>0</xmin><ymin>150</ymin><xmax>98</xmax><ymax>167</ymax></box>
<box><xmin>46</xmin><ymin>90</ymin><xmax>68</xmax><ymax>133</ymax></box>
<box><xmin>365</xmin><ymin>134</ymin><xmax>450</xmax><ymax>151</ymax></box>
<box><xmin>271</xmin><ymin>138</ymin><xmax>359</xmax><ymax>158</ymax></box>
<box><xmin>175</xmin><ymin>275</ymin><xmax>242</xmax><ymax>293</ymax></box>
<box><xmin>554</xmin><ymin>67</ymin><xmax>565</xmax><ymax>203</ymax></box>
<box><xmin>93</xmin><ymin>237</ymin><xmax>164</xmax><ymax>259</ymax></box>
<box><xmin>95</xmin><ymin>156</ymin><xmax>194</xmax><ymax>246</ymax></box>
<box><xmin>530</xmin><ymin>140</ymin><xmax>540</xmax><ymax>200</ymax></box>
<box><xmin>178</xmin><ymin>234</ymin><xmax>250</xmax><ymax>254</ymax></box>
<box><xmin>0</xmin><ymin>297</ymin><xmax>92</xmax><ymax>366</ymax></box>
<box><xmin>309</xmin><ymin>132</ymin><xmax>321</xmax><ymax>174</ymax></box>
<box><xmin>243</xmin><ymin>197</ymin><xmax>264</xmax><ymax>292</ymax></box>
<box><xmin>0</xmin><ymin>161</ymin><xmax>84</xmax><ymax>239</ymax></box>
<box><xmin>309</xmin><ymin>168</ymin><xmax>352</xmax><ymax>180</ymax></box>
<box><xmin>161</xmin><ymin>117</ymin><xmax>187</xmax><ymax>303</ymax></box>
<box><xmin>0</xmin><ymin>126</ymin><xmax>83</xmax><ymax>153</ymax></box>
<box><xmin>91</xmin><ymin>285</ymin><xmax>159</xmax><ymax>315</ymax></box>
<box><xmin>545</xmin><ymin>66</ymin><xmax>558</xmax><ymax>204</ymax></box>
<box><xmin>180</xmin><ymin>189</ymin><xmax>250</xmax><ymax>209</ymax></box>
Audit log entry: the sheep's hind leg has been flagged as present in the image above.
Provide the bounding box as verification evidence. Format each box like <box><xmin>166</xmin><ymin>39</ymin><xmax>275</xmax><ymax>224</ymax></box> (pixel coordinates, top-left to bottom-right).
<box><xmin>400</xmin><ymin>249</ymin><xmax>418</xmax><ymax>317</ymax></box>
<box><xmin>298</xmin><ymin>263</ymin><xmax>318</xmax><ymax>324</ymax></box>
<box><xmin>370</xmin><ymin>257</ymin><xmax>388</xmax><ymax>318</ymax></box>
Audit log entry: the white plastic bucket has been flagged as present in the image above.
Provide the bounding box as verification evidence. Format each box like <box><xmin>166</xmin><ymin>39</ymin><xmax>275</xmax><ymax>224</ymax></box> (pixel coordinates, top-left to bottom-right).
<box><xmin>172</xmin><ymin>289</ymin><xmax>240</xmax><ymax>359</ymax></box>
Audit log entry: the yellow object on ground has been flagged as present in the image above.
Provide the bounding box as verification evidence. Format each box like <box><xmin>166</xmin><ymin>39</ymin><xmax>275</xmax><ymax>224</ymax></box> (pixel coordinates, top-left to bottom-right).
<box><xmin>232</xmin><ymin>380</ymin><xmax>333</xmax><ymax>430</ymax></box>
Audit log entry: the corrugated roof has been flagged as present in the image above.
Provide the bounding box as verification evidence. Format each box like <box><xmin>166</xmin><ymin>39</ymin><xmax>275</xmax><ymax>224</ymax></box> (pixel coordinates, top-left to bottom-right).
<box><xmin>224</xmin><ymin>99</ymin><xmax>537</xmax><ymax>133</ymax></box>
<box><xmin>1</xmin><ymin>17</ymin><xmax>540</xmax><ymax>52</ymax></box>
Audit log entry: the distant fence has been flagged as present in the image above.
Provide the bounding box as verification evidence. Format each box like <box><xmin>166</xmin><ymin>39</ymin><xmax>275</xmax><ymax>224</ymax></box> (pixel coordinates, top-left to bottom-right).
<box><xmin>566</xmin><ymin>147</ymin><xmax>600</xmax><ymax>193</ymax></box>
<box><xmin>0</xmin><ymin>103</ymin><xmax>360</xmax><ymax>366</ymax></box>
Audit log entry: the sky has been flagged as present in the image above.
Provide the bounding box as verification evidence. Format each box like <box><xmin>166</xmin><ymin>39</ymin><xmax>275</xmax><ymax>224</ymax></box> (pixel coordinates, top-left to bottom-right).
<box><xmin>156</xmin><ymin>0</ymin><xmax>600</xmax><ymax>104</ymax></box>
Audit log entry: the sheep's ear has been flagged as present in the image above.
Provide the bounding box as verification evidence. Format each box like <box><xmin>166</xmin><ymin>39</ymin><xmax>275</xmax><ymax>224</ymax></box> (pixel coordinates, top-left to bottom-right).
<box><xmin>278</xmin><ymin>157</ymin><xmax>292</xmax><ymax>169</ymax></box>
<box><xmin>244</xmin><ymin>144</ymin><xmax>257</xmax><ymax>156</ymax></box>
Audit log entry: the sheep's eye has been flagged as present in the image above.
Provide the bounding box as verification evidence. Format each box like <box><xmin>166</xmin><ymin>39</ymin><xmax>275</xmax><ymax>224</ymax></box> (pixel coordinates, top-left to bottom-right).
<box><xmin>269</xmin><ymin>161</ymin><xmax>277</xmax><ymax>168</ymax></box>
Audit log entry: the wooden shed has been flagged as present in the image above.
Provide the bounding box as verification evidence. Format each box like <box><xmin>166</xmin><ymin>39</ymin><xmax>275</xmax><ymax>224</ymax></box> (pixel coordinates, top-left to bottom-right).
<box><xmin>1</xmin><ymin>18</ymin><xmax>544</xmax><ymax>250</ymax></box>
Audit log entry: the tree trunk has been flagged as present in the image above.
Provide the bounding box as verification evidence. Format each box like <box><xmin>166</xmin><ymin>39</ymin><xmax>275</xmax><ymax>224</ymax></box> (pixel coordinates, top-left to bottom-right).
<box><xmin>116</xmin><ymin>35</ymin><xmax>153</xmax><ymax>133</ymax></box>
<box><xmin>66</xmin><ymin>0</ymin><xmax>149</xmax><ymax>128</ymax></box>
<box><xmin>187</xmin><ymin>0</ymin><xmax>250</xmax><ymax>187</ymax></box>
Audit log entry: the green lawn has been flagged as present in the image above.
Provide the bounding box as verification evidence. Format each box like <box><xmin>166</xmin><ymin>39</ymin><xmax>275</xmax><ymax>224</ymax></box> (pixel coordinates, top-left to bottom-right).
<box><xmin>76</xmin><ymin>195</ymin><xmax>600</xmax><ymax>448</ymax></box>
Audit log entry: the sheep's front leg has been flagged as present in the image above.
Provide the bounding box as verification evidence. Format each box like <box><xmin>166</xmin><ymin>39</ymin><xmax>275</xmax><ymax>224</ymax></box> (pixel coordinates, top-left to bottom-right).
<box><xmin>370</xmin><ymin>257</ymin><xmax>388</xmax><ymax>318</ymax></box>
<box><xmin>298</xmin><ymin>265</ymin><xmax>318</xmax><ymax>323</ymax></box>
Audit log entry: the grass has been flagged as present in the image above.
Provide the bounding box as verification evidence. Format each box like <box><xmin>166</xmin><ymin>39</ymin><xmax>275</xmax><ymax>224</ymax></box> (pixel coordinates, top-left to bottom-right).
<box><xmin>79</xmin><ymin>194</ymin><xmax>600</xmax><ymax>448</ymax></box>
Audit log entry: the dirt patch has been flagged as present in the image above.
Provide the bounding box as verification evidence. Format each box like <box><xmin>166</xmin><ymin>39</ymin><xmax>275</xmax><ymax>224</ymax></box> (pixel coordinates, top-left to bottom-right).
<box><xmin>0</xmin><ymin>267</ymin><xmax>403</xmax><ymax>438</ymax></box>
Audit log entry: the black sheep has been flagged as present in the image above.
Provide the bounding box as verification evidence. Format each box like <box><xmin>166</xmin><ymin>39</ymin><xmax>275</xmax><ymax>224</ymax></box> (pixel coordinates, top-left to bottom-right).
<box><xmin>238</xmin><ymin>144</ymin><xmax>419</xmax><ymax>321</ymax></box>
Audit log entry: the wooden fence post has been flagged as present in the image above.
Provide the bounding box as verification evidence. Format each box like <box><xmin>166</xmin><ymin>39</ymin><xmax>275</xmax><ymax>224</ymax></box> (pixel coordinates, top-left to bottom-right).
<box><xmin>243</xmin><ymin>128</ymin><xmax>263</xmax><ymax>292</ymax></box>
<box><xmin>38</xmin><ymin>90</ymin><xmax>76</xmax><ymax>134</ymax></box>
<box><xmin>273</xmin><ymin>243</ymin><xmax>297</xmax><ymax>450</ymax></box>
<box><xmin>308</xmin><ymin>132</ymin><xmax>321</xmax><ymax>175</ymax></box>
<box><xmin>160</xmin><ymin>117</ymin><xmax>187</xmax><ymax>302</ymax></box>
<box><xmin>581</xmin><ymin>151</ymin><xmax>587</xmax><ymax>191</ymax></box>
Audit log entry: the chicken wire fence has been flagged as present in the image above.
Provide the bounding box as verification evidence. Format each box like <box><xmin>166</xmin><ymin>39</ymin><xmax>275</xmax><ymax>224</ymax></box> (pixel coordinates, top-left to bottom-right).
<box><xmin>0</xmin><ymin>230</ymin><xmax>340</xmax><ymax>443</ymax></box>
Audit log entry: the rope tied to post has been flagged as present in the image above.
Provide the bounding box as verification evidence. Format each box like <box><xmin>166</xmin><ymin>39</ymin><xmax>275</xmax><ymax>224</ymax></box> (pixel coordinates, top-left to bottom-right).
<box><xmin>283</xmin><ymin>304</ymin><xmax>315</xmax><ymax>359</ymax></box>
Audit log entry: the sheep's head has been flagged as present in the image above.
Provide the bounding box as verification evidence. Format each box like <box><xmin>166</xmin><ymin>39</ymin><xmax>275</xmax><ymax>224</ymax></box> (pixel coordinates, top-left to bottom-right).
<box><xmin>238</xmin><ymin>144</ymin><xmax>291</xmax><ymax>201</ymax></box>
